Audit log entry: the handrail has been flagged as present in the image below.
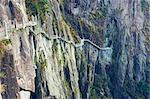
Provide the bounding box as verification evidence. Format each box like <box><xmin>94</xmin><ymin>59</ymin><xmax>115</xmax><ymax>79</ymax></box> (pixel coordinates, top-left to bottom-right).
<box><xmin>0</xmin><ymin>16</ymin><xmax>37</xmax><ymax>40</ymax></box>
<box><xmin>83</xmin><ymin>39</ymin><xmax>111</xmax><ymax>50</ymax></box>
<box><xmin>29</xmin><ymin>28</ymin><xmax>111</xmax><ymax>51</ymax></box>
<box><xmin>0</xmin><ymin>15</ymin><xmax>37</xmax><ymax>32</ymax></box>
<box><xmin>0</xmin><ymin>18</ymin><xmax>111</xmax><ymax>51</ymax></box>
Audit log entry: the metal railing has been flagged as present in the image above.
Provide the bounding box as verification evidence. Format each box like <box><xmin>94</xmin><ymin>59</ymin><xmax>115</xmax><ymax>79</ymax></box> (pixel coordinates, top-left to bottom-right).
<box><xmin>29</xmin><ymin>28</ymin><xmax>112</xmax><ymax>51</ymax></box>
<box><xmin>0</xmin><ymin>16</ymin><xmax>111</xmax><ymax>51</ymax></box>
<box><xmin>0</xmin><ymin>15</ymin><xmax>37</xmax><ymax>40</ymax></box>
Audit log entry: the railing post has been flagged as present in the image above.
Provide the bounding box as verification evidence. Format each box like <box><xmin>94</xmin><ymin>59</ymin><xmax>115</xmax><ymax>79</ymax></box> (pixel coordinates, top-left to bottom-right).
<box><xmin>4</xmin><ymin>21</ymin><xmax>8</xmax><ymax>38</ymax></box>
<box><xmin>15</xmin><ymin>18</ymin><xmax>18</xmax><ymax>30</ymax></box>
<box><xmin>22</xmin><ymin>17</ymin><xmax>25</xmax><ymax>28</ymax></box>
<box><xmin>31</xmin><ymin>15</ymin><xmax>34</xmax><ymax>23</ymax></box>
<box><xmin>81</xmin><ymin>39</ymin><xmax>84</xmax><ymax>46</ymax></box>
<box><xmin>0</xmin><ymin>21</ymin><xmax>2</xmax><ymax>28</ymax></box>
<box><xmin>35</xmin><ymin>15</ymin><xmax>37</xmax><ymax>23</ymax></box>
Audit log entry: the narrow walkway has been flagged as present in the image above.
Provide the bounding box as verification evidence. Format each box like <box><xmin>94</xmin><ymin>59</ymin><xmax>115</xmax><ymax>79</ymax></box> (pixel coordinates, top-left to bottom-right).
<box><xmin>0</xmin><ymin>16</ymin><xmax>37</xmax><ymax>40</ymax></box>
<box><xmin>29</xmin><ymin>28</ymin><xmax>112</xmax><ymax>51</ymax></box>
<box><xmin>0</xmin><ymin>17</ymin><xmax>111</xmax><ymax>51</ymax></box>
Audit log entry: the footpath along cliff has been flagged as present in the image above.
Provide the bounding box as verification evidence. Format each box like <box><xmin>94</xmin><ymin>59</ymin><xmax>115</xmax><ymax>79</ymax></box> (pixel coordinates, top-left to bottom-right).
<box><xmin>0</xmin><ymin>0</ymin><xmax>149</xmax><ymax>99</ymax></box>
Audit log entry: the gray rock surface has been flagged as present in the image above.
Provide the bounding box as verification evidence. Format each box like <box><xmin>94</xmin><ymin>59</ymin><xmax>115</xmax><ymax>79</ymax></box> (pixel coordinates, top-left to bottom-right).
<box><xmin>0</xmin><ymin>0</ymin><xmax>149</xmax><ymax>99</ymax></box>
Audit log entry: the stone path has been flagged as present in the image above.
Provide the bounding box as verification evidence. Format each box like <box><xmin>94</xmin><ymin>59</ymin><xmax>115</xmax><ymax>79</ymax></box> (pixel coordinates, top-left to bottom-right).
<box><xmin>0</xmin><ymin>17</ymin><xmax>111</xmax><ymax>51</ymax></box>
<box><xmin>29</xmin><ymin>27</ymin><xmax>112</xmax><ymax>51</ymax></box>
<box><xmin>0</xmin><ymin>16</ymin><xmax>37</xmax><ymax>40</ymax></box>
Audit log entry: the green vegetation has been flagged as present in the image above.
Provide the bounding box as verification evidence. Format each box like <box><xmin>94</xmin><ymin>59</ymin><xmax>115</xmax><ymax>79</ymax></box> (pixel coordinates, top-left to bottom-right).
<box><xmin>63</xmin><ymin>77</ymin><xmax>72</xmax><ymax>97</ymax></box>
<box><xmin>63</xmin><ymin>78</ymin><xmax>68</xmax><ymax>88</ymax></box>
<box><xmin>87</xmin><ymin>64</ymin><xmax>92</xmax><ymax>69</ymax></box>
<box><xmin>124</xmin><ymin>80</ymin><xmax>150</xmax><ymax>98</ymax></box>
<box><xmin>57</xmin><ymin>50</ymin><xmax>65</xmax><ymax>69</ymax></box>
<box><xmin>0</xmin><ymin>39</ymin><xmax>11</xmax><ymax>56</ymax></box>
<box><xmin>140</xmin><ymin>0</ymin><xmax>148</xmax><ymax>12</ymax></box>
<box><xmin>25</xmin><ymin>0</ymin><xmax>37</xmax><ymax>15</ymax></box>
<box><xmin>94</xmin><ymin>75</ymin><xmax>107</xmax><ymax>90</ymax></box>
<box><xmin>89</xmin><ymin>73</ymin><xmax>111</xmax><ymax>98</ymax></box>
<box><xmin>0</xmin><ymin>84</ymin><xmax>6</xmax><ymax>94</ymax></box>
<box><xmin>0</xmin><ymin>44</ymin><xmax>6</xmax><ymax>55</ymax></box>
<box><xmin>0</xmin><ymin>39</ymin><xmax>11</xmax><ymax>45</ymax></box>
<box><xmin>79</xmin><ymin>18</ymin><xmax>103</xmax><ymax>34</ymax></box>
<box><xmin>88</xmin><ymin>5</ymin><xmax>108</xmax><ymax>20</ymax></box>
<box><xmin>90</xmin><ymin>88</ymin><xmax>97</xmax><ymax>99</ymax></box>
<box><xmin>39</xmin><ymin>51</ymin><xmax>48</xmax><ymax>70</ymax></box>
<box><xmin>52</xmin><ymin>16</ymin><xmax>60</xmax><ymax>34</ymax></box>
<box><xmin>52</xmin><ymin>40</ymin><xmax>58</xmax><ymax>58</ymax></box>
<box><xmin>0</xmin><ymin>71</ymin><xmax>6</xmax><ymax>78</ymax></box>
<box><xmin>80</xmin><ymin>51</ymin><xmax>87</xmax><ymax>72</ymax></box>
<box><xmin>137</xmin><ymin>81</ymin><xmax>150</xmax><ymax>94</ymax></box>
<box><xmin>70</xmin><ymin>27</ymin><xmax>80</xmax><ymax>43</ymax></box>
<box><xmin>60</xmin><ymin>0</ymin><xmax>64</xmax><ymax>5</ymax></box>
<box><xmin>26</xmin><ymin>0</ymin><xmax>50</xmax><ymax>20</ymax></box>
<box><xmin>89</xmin><ymin>10</ymin><xmax>106</xmax><ymax>20</ymax></box>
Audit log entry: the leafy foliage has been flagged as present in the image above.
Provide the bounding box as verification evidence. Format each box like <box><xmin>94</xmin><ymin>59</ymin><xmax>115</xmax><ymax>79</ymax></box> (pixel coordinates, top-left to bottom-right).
<box><xmin>89</xmin><ymin>73</ymin><xmax>111</xmax><ymax>98</ymax></box>
<box><xmin>25</xmin><ymin>0</ymin><xmax>49</xmax><ymax>17</ymax></box>
<box><xmin>0</xmin><ymin>71</ymin><xmax>7</xmax><ymax>78</ymax></box>
<box><xmin>0</xmin><ymin>84</ymin><xmax>6</xmax><ymax>94</ymax></box>
<box><xmin>90</xmin><ymin>88</ymin><xmax>97</xmax><ymax>99</ymax></box>
<box><xmin>140</xmin><ymin>0</ymin><xmax>148</xmax><ymax>12</ymax></box>
<box><xmin>39</xmin><ymin>51</ymin><xmax>47</xmax><ymax>70</ymax></box>
<box><xmin>124</xmin><ymin>80</ymin><xmax>150</xmax><ymax>98</ymax></box>
<box><xmin>0</xmin><ymin>39</ymin><xmax>11</xmax><ymax>56</ymax></box>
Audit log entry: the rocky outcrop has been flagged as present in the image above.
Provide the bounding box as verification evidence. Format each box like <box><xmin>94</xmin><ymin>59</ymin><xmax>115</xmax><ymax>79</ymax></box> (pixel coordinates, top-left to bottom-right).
<box><xmin>105</xmin><ymin>0</ymin><xmax>150</xmax><ymax>98</ymax></box>
<box><xmin>0</xmin><ymin>0</ymin><xmax>149</xmax><ymax>99</ymax></box>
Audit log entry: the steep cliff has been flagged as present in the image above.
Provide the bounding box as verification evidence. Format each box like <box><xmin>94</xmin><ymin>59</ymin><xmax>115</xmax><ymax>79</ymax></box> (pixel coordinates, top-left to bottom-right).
<box><xmin>0</xmin><ymin>0</ymin><xmax>149</xmax><ymax>99</ymax></box>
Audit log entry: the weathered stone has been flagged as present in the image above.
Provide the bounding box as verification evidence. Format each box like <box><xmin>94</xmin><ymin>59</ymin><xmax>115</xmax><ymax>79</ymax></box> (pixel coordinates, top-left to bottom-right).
<box><xmin>0</xmin><ymin>0</ymin><xmax>149</xmax><ymax>99</ymax></box>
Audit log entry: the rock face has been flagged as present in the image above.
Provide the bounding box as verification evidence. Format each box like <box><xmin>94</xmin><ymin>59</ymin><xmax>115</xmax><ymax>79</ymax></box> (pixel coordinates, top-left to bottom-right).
<box><xmin>105</xmin><ymin>0</ymin><xmax>150</xmax><ymax>98</ymax></box>
<box><xmin>0</xmin><ymin>0</ymin><xmax>149</xmax><ymax>99</ymax></box>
